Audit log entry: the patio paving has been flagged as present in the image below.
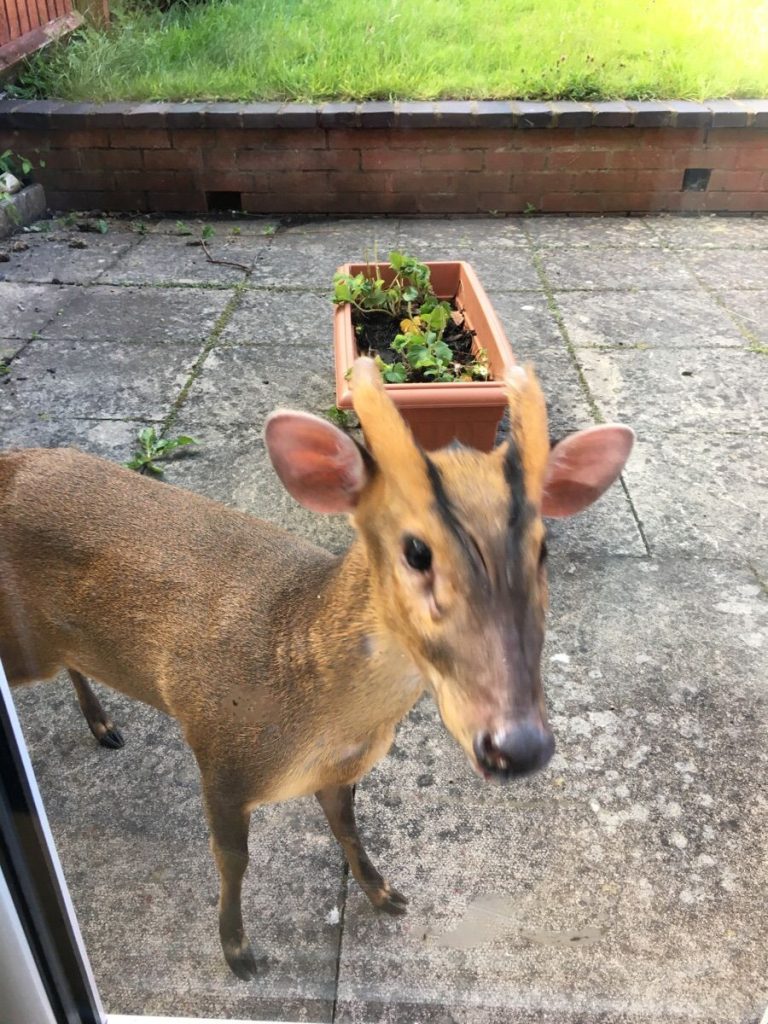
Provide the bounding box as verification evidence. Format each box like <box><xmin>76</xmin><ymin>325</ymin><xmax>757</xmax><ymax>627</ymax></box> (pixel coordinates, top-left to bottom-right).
<box><xmin>2</xmin><ymin>213</ymin><xmax>766</xmax><ymax>1024</ymax></box>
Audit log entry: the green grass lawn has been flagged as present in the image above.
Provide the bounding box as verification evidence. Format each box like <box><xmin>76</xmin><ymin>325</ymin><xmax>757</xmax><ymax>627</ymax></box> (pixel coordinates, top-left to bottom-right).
<box><xmin>16</xmin><ymin>0</ymin><xmax>768</xmax><ymax>102</ymax></box>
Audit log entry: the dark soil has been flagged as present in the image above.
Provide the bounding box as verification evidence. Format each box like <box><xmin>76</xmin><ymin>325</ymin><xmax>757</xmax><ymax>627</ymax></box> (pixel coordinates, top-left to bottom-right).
<box><xmin>353</xmin><ymin>301</ymin><xmax>479</xmax><ymax>383</ymax></box>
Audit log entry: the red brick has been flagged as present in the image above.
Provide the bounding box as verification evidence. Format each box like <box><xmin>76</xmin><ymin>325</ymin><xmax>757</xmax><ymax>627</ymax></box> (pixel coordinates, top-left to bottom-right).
<box><xmin>610</xmin><ymin>148</ymin><xmax>672</xmax><ymax>170</ymax></box>
<box><xmin>484</xmin><ymin>150</ymin><xmax>548</xmax><ymax>172</ymax></box>
<box><xmin>736</xmin><ymin>145</ymin><xmax>768</xmax><ymax>171</ymax></box>
<box><xmin>109</xmin><ymin>128</ymin><xmax>170</xmax><ymax>149</ymax></box>
<box><xmin>36</xmin><ymin>148</ymin><xmax>82</xmax><ymax>170</ymax></box>
<box><xmin>416</xmin><ymin>192</ymin><xmax>480</xmax><ymax>213</ymax></box>
<box><xmin>89</xmin><ymin>148</ymin><xmax>143</xmax><ymax>170</ymax></box>
<box><xmin>49</xmin><ymin>128</ymin><xmax>110</xmax><ymax>149</ymax></box>
<box><xmin>708</xmin><ymin>191</ymin><xmax>768</xmax><ymax>212</ymax></box>
<box><xmin>143</xmin><ymin>148</ymin><xmax>203</xmax><ymax>171</ymax></box>
<box><xmin>547</xmin><ymin>149</ymin><xmax>608</xmax><ymax>171</ymax></box>
<box><xmin>567</xmin><ymin>170</ymin><xmax>641</xmax><ymax>191</ymax></box>
<box><xmin>633</xmin><ymin>170</ymin><xmax>685</xmax><ymax>191</ymax></box>
<box><xmin>10</xmin><ymin>130</ymin><xmax>52</xmax><ymax>152</ymax></box>
<box><xmin>511</xmin><ymin>171</ymin><xmax>583</xmax><ymax>194</ymax></box>
<box><xmin>253</xmin><ymin>129</ymin><xmax>327</xmax><ymax>150</ymax></box>
<box><xmin>708</xmin><ymin>169</ymin><xmax>763</xmax><ymax>191</ymax></box>
<box><xmin>358</xmin><ymin>192</ymin><xmax>421</xmax><ymax>215</ymax></box>
<box><xmin>361</xmin><ymin>149</ymin><xmax>423</xmax><ymax>171</ymax></box>
<box><xmin>707</xmin><ymin>128</ymin><xmax>768</xmax><ymax>148</ymax></box>
<box><xmin>391</xmin><ymin>172</ymin><xmax>459</xmax><ymax>193</ymax></box>
<box><xmin>105</xmin><ymin>192</ymin><xmax>148</xmax><ymax>212</ymax></box>
<box><xmin>202</xmin><ymin>170</ymin><xmax>263</xmax><ymax>192</ymax></box>
<box><xmin>672</xmin><ymin>147</ymin><xmax>740</xmax><ymax>170</ymax></box>
<box><xmin>202</xmin><ymin>148</ymin><xmax>237</xmax><ymax>170</ymax></box>
<box><xmin>43</xmin><ymin>169</ymin><xmax>115</xmax><ymax>191</ymax></box>
<box><xmin>476</xmin><ymin>192</ymin><xmax>528</xmax><ymax>213</ymax></box>
<box><xmin>115</xmin><ymin>170</ymin><xmax>179</xmax><ymax>192</ymax></box>
<box><xmin>172</xmin><ymin>129</ymin><xmax>216</xmax><ymax>150</ymax></box>
<box><xmin>146</xmin><ymin>192</ymin><xmax>207</xmax><ymax>213</ymax></box>
<box><xmin>328</xmin><ymin>171</ymin><xmax>391</xmax><ymax>193</ymax></box>
<box><xmin>419</xmin><ymin>151</ymin><xmax>484</xmax><ymax>171</ymax></box>
<box><xmin>385</xmin><ymin>128</ymin><xmax>465</xmax><ymax>149</ymax></box>
<box><xmin>44</xmin><ymin>190</ymin><xmax>111</xmax><ymax>210</ymax></box>
<box><xmin>237</xmin><ymin>148</ymin><xmax>359</xmax><ymax>172</ymax></box>
<box><xmin>539</xmin><ymin>192</ymin><xmax>606</xmax><ymax>213</ymax></box>
<box><xmin>266</xmin><ymin>171</ymin><xmax>330</xmax><ymax>193</ymax></box>
<box><xmin>635</xmin><ymin>127</ymin><xmax>705</xmax><ymax>148</ymax></box>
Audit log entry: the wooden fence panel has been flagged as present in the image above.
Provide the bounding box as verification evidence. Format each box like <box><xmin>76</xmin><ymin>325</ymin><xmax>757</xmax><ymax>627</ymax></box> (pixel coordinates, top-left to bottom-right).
<box><xmin>0</xmin><ymin>0</ymin><xmax>74</xmax><ymax>46</ymax></box>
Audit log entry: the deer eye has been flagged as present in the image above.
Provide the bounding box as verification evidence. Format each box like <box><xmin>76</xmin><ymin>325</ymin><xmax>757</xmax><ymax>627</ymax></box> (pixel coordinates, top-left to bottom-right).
<box><xmin>403</xmin><ymin>535</ymin><xmax>432</xmax><ymax>572</ymax></box>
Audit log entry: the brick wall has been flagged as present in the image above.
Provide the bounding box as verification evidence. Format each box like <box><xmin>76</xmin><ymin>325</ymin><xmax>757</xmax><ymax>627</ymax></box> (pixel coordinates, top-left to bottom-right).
<box><xmin>1</xmin><ymin>100</ymin><xmax>767</xmax><ymax>215</ymax></box>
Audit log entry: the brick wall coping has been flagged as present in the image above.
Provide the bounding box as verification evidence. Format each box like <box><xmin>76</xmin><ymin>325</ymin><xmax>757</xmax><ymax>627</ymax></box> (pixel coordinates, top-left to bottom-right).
<box><xmin>2</xmin><ymin>97</ymin><xmax>768</xmax><ymax>130</ymax></box>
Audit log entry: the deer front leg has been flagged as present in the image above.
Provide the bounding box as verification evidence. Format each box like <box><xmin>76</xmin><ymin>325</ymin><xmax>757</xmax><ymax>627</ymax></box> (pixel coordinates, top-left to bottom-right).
<box><xmin>316</xmin><ymin>784</ymin><xmax>407</xmax><ymax>916</ymax></box>
<box><xmin>203</xmin><ymin>790</ymin><xmax>263</xmax><ymax>980</ymax></box>
<box><xmin>68</xmin><ymin>669</ymin><xmax>124</xmax><ymax>749</ymax></box>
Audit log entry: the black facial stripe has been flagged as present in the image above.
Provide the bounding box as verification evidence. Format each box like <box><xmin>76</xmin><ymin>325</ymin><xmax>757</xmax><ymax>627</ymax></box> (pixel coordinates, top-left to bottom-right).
<box><xmin>503</xmin><ymin>438</ymin><xmax>535</xmax><ymax>595</ymax></box>
<box><xmin>422</xmin><ymin>453</ymin><xmax>488</xmax><ymax>583</ymax></box>
<box><xmin>503</xmin><ymin>437</ymin><xmax>526</xmax><ymax>530</ymax></box>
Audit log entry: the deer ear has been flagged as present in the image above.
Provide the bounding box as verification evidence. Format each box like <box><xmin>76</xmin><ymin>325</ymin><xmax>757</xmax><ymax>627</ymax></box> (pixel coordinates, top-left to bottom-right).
<box><xmin>541</xmin><ymin>425</ymin><xmax>634</xmax><ymax>518</ymax></box>
<box><xmin>264</xmin><ymin>411</ymin><xmax>369</xmax><ymax>514</ymax></box>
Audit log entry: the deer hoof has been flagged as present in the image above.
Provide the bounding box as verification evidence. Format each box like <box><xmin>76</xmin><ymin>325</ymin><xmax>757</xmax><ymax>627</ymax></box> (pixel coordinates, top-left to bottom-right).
<box><xmin>373</xmin><ymin>883</ymin><xmax>408</xmax><ymax>916</ymax></box>
<box><xmin>98</xmin><ymin>725</ymin><xmax>125</xmax><ymax>750</ymax></box>
<box><xmin>224</xmin><ymin>940</ymin><xmax>264</xmax><ymax>981</ymax></box>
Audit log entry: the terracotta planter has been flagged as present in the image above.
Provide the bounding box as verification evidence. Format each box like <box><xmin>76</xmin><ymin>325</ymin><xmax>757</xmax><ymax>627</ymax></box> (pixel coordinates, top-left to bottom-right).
<box><xmin>334</xmin><ymin>261</ymin><xmax>515</xmax><ymax>451</ymax></box>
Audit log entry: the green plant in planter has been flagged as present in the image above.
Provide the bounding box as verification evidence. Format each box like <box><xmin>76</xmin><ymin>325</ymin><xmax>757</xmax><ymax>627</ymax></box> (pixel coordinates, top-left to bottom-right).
<box><xmin>333</xmin><ymin>251</ymin><xmax>489</xmax><ymax>384</ymax></box>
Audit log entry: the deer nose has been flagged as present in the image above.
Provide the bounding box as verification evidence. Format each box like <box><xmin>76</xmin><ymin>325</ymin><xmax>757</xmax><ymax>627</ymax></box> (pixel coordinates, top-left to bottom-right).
<box><xmin>473</xmin><ymin>722</ymin><xmax>555</xmax><ymax>780</ymax></box>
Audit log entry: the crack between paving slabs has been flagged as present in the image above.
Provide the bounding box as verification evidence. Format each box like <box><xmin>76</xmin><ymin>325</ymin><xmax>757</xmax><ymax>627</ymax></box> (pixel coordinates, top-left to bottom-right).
<box><xmin>522</xmin><ymin>220</ymin><xmax>653</xmax><ymax>557</ymax></box>
<box><xmin>155</xmin><ymin>231</ymin><xmax>277</xmax><ymax>438</ymax></box>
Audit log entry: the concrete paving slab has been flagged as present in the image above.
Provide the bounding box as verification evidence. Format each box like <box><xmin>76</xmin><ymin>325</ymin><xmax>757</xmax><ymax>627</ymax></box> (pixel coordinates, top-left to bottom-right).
<box><xmin>4</xmin><ymin>213</ymin><xmax>767</xmax><ymax>1024</ymax></box>
<box><xmin>525</xmin><ymin>217</ymin><xmax>660</xmax><ymax>249</ymax></box>
<box><xmin>1</xmin><ymin>338</ymin><xmax>26</xmax><ymax>361</ymax></box>
<box><xmin>334</xmin><ymin>558</ymin><xmax>768</xmax><ymax>1024</ymax></box>
<box><xmin>40</xmin><ymin>285</ymin><xmax>231</xmax><ymax>343</ymax></box>
<box><xmin>396</xmin><ymin>220</ymin><xmax>537</xmax><ymax>291</ymax></box>
<box><xmin>648</xmin><ymin>215</ymin><xmax>768</xmax><ymax>250</ymax></box>
<box><xmin>538</xmin><ymin>249</ymin><xmax>697</xmax><ymax>291</ymax></box>
<box><xmin>682</xmin><ymin>248</ymin><xmax>768</xmax><ymax>291</ymax></box>
<box><xmin>101</xmin><ymin>238</ymin><xmax>256</xmax><ymax>286</ymax></box>
<box><xmin>219</xmin><ymin>289</ymin><xmax>331</xmax><ymax>348</ymax></box>
<box><xmin>554</xmin><ymin>288</ymin><xmax>749</xmax><ymax>350</ymax></box>
<box><xmin>275</xmin><ymin>218</ymin><xmax>398</xmax><ymax>245</ymax></box>
<box><xmin>716</xmin><ymin>290</ymin><xmax>768</xmax><ymax>349</ymax></box>
<box><xmin>0</xmin><ymin>281</ymin><xmax>77</xmax><ymax>339</ymax></box>
<box><xmin>160</xmin><ymin>423</ymin><xmax>354</xmax><ymax>556</ymax></box>
<box><xmin>250</xmin><ymin>224</ymin><xmax>400</xmax><ymax>289</ymax></box>
<box><xmin>0</xmin><ymin>232</ymin><xmax>138</xmax><ymax>284</ymax></box>
<box><xmin>397</xmin><ymin>217</ymin><xmax>529</xmax><ymax>251</ymax></box>
<box><xmin>0</xmin><ymin>413</ymin><xmax>144</xmax><ymax>461</ymax></box>
<box><xmin>12</xmin><ymin>679</ymin><xmax>340</xmax><ymax>1022</ymax></box>
<box><xmin>624</xmin><ymin>431</ymin><xmax>768</xmax><ymax>566</ymax></box>
<box><xmin>577</xmin><ymin>347</ymin><xmax>765</xmax><ymax>439</ymax></box>
<box><xmin>180</xmin><ymin>342</ymin><xmax>337</xmax><ymax>426</ymax></box>
<box><xmin>0</xmin><ymin>336</ymin><xmax>200</xmax><ymax>420</ymax></box>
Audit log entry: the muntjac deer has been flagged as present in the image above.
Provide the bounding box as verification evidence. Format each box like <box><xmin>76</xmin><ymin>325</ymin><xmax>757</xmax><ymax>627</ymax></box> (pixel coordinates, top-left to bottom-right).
<box><xmin>0</xmin><ymin>358</ymin><xmax>633</xmax><ymax>979</ymax></box>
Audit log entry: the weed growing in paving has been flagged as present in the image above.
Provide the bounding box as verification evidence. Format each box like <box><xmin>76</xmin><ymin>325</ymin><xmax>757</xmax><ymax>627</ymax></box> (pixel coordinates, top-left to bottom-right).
<box><xmin>125</xmin><ymin>426</ymin><xmax>199</xmax><ymax>475</ymax></box>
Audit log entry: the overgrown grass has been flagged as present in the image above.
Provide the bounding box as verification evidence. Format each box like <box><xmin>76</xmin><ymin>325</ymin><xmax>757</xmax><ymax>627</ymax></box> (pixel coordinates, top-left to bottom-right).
<box><xmin>13</xmin><ymin>0</ymin><xmax>768</xmax><ymax>102</ymax></box>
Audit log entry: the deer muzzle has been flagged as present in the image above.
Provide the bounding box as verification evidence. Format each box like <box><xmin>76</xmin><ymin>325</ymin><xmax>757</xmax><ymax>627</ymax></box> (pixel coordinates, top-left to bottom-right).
<box><xmin>473</xmin><ymin>718</ymin><xmax>555</xmax><ymax>781</ymax></box>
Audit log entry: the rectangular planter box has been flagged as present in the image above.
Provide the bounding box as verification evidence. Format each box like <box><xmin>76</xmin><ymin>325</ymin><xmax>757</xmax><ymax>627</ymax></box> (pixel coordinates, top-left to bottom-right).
<box><xmin>333</xmin><ymin>260</ymin><xmax>516</xmax><ymax>451</ymax></box>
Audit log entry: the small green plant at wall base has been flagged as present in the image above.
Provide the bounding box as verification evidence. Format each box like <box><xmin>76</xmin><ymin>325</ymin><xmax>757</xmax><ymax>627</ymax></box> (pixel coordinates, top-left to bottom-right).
<box><xmin>175</xmin><ymin>220</ymin><xmax>193</xmax><ymax>236</ymax></box>
<box><xmin>0</xmin><ymin>149</ymin><xmax>43</xmax><ymax>203</ymax></box>
<box><xmin>201</xmin><ymin>224</ymin><xmax>215</xmax><ymax>240</ymax></box>
<box><xmin>125</xmin><ymin>427</ymin><xmax>199</xmax><ymax>475</ymax></box>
